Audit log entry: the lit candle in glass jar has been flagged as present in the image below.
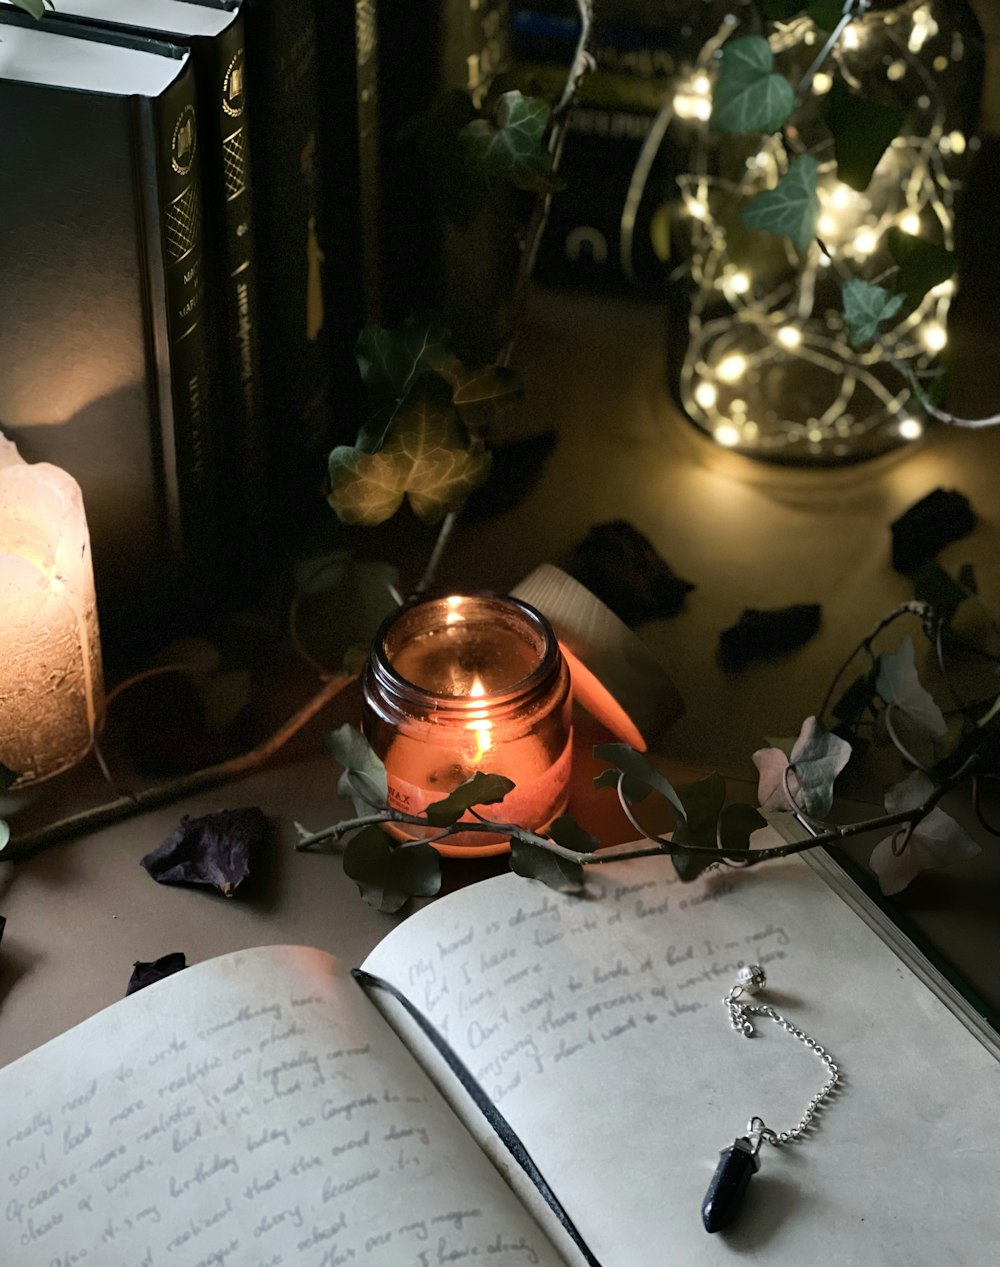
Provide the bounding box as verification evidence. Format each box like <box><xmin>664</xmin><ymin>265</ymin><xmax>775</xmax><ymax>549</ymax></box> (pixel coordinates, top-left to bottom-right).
<box><xmin>0</xmin><ymin>437</ymin><xmax>104</xmax><ymax>784</ymax></box>
<box><xmin>361</xmin><ymin>594</ymin><xmax>572</xmax><ymax>854</ymax></box>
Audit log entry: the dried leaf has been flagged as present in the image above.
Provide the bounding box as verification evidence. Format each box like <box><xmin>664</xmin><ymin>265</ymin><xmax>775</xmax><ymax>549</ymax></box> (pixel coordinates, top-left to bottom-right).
<box><xmin>125</xmin><ymin>952</ymin><xmax>187</xmax><ymax>997</ymax></box>
<box><xmin>140</xmin><ymin>808</ymin><xmax>269</xmax><ymax>897</ymax></box>
<box><xmin>753</xmin><ymin>716</ymin><xmax>851</xmax><ymax>818</ymax></box>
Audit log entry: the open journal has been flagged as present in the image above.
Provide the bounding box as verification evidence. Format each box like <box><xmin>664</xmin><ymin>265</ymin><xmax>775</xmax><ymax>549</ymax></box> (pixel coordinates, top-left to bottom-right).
<box><xmin>2</xmin><ymin>850</ymin><xmax>998</xmax><ymax>1266</ymax></box>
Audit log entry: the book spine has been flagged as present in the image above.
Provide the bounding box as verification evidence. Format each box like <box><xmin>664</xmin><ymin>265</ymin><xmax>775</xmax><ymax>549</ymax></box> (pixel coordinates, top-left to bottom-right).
<box><xmin>193</xmin><ymin>11</ymin><xmax>265</xmax><ymax>556</ymax></box>
<box><xmin>355</xmin><ymin>0</ymin><xmax>382</xmax><ymax>321</ymax></box>
<box><xmin>132</xmin><ymin>56</ymin><xmax>220</xmax><ymax>589</ymax></box>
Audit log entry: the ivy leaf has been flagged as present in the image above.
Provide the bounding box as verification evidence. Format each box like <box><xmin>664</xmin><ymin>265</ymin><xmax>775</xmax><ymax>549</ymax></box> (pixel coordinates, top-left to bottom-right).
<box><xmin>842</xmin><ymin>278</ymin><xmax>906</xmax><ymax>348</ymax></box>
<box><xmin>875</xmin><ymin>636</ymin><xmax>947</xmax><ymax>737</ymax></box>
<box><xmin>888</xmin><ymin>229</ymin><xmax>957</xmax><ymax>310</ymax></box>
<box><xmin>869</xmin><ymin>771</ymin><xmax>980</xmax><ymax>895</ymax></box>
<box><xmin>434</xmin><ymin>359</ymin><xmax>524</xmax><ymax>435</ymax></box>
<box><xmin>355</xmin><ymin>317</ymin><xmax>452</xmax><ymax>410</ymax></box>
<box><xmin>0</xmin><ymin>820</ymin><xmax>9</xmax><ymax>852</ymax></box>
<box><xmin>593</xmin><ymin>743</ymin><xmax>686</xmax><ymax>817</ymax></box>
<box><xmin>753</xmin><ymin>716</ymin><xmax>851</xmax><ymax>818</ymax></box>
<box><xmin>343</xmin><ymin>826</ymin><xmax>442</xmax><ymax>914</ymax></box>
<box><xmin>806</xmin><ymin>0</ymin><xmax>850</xmax><ymax>28</ymax></box>
<box><xmin>760</xmin><ymin>0</ymin><xmax>805</xmax><ymax>17</ymax></box>
<box><xmin>709</xmin><ymin>37</ymin><xmax>795</xmax><ymax>136</ymax></box>
<box><xmin>717</xmin><ymin>803</ymin><xmax>767</xmax><ymax>853</ymax></box>
<box><xmin>328</xmin><ymin>376</ymin><xmax>491</xmax><ymax>526</ymax></box>
<box><xmin>740</xmin><ymin>156</ymin><xmax>820</xmax><ymax>252</ymax></box>
<box><xmin>822</xmin><ymin>79</ymin><xmax>903</xmax><ymax>192</ymax></box>
<box><xmin>832</xmin><ymin>672</ymin><xmax>877</xmax><ymax>726</ymax></box>
<box><xmin>0</xmin><ymin>761</ymin><xmax>17</xmax><ymax>793</ymax></box>
<box><xmin>509</xmin><ymin>834</ymin><xmax>585</xmax><ymax>893</ymax></box>
<box><xmin>424</xmin><ymin>772</ymin><xmax>515</xmax><ymax>827</ymax></box>
<box><xmin>325</xmin><ymin>724</ymin><xmax>388</xmax><ymax>816</ymax></box>
<box><xmin>461</xmin><ymin>91</ymin><xmax>565</xmax><ymax>194</ymax></box>
<box><xmin>674</xmin><ymin>773</ymin><xmax>726</xmax><ymax>829</ymax></box>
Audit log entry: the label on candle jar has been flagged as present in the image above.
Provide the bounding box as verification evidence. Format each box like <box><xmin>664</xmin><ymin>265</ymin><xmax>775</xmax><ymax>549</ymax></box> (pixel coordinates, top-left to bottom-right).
<box><xmin>386</xmin><ymin>739</ymin><xmax>573</xmax><ymax>846</ymax></box>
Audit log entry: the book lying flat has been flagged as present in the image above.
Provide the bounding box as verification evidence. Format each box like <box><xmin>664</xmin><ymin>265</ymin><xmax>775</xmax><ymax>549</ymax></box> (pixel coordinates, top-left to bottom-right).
<box><xmin>1</xmin><ymin>849</ymin><xmax>997</xmax><ymax>1265</ymax></box>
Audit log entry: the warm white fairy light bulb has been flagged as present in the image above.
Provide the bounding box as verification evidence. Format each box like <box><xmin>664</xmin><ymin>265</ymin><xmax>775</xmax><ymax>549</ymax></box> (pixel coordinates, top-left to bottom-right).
<box><xmin>777</xmin><ymin>326</ymin><xmax>802</xmax><ymax>348</ymax></box>
<box><xmin>713</xmin><ymin>424</ymin><xmax>741</xmax><ymax>447</ymax></box>
<box><xmin>717</xmin><ymin>354</ymin><xmax>747</xmax><ymax>384</ymax></box>
<box><xmin>671</xmin><ymin>0</ymin><xmax>968</xmax><ymax>462</ymax></box>
<box><xmin>694</xmin><ymin>381</ymin><xmax>718</xmax><ymax>409</ymax></box>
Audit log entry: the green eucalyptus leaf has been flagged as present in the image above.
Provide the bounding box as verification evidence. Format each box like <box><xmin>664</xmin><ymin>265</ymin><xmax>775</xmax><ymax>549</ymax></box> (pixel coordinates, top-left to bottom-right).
<box><xmin>460</xmin><ymin>90</ymin><xmax>565</xmax><ymax>194</ymax></box>
<box><xmin>0</xmin><ymin>819</ymin><xmax>9</xmax><ymax>851</ymax></box>
<box><xmin>888</xmin><ymin>229</ymin><xmax>956</xmax><ymax>310</ymax></box>
<box><xmin>547</xmin><ymin>814</ymin><xmax>600</xmax><ymax>854</ymax></box>
<box><xmin>717</xmin><ymin>803</ymin><xmax>767</xmax><ymax>852</ymax></box>
<box><xmin>740</xmin><ymin>156</ymin><xmax>819</xmax><ymax>252</ymax></box>
<box><xmin>0</xmin><ymin>761</ymin><xmax>18</xmax><ymax>793</ymax></box>
<box><xmin>325</xmin><ymin>724</ymin><xmax>389</xmax><ymax>815</ymax></box>
<box><xmin>842</xmin><ymin>278</ymin><xmax>906</xmax><ymax>348</ymax></box>
<box><xmin>355</xmin><ymin>317</ymin><xmax>453</xmax><ymax>408</ymax></box>
<box><xmin>328</xmin><ymin>376</ymin><xmax>491</xmax><ymax>526</ymax></box>
<box><xmin>709</xmin><ymin>37</ymin><xmax>795</xmax><ymax>136</ymax></box>
<box><xmin>510</xmin><ymin>834</ymin><xmax>585</xmax><ymax>893</ymax></box>
<box><xmin>875</xmin><ymin>636</ymin><xmax>947</xmax><ymax>737</ymax></box>
<box><xmin>592</xmin><ymin>743</ymin><xmax>686</xmax><ymax>816</ymax></box>
<box><xmin>822</xmin><ymin>79</ymin><xmax>902</xmax><ymax>191</ymax></box>
<box><xmin>343</xmin><ymin>826</ymin><xmax>442</xmax><ymax>914</ymax></box>
<box><xmin>424</xmin><ymin>772</ymin><xmax>515</xmax><ymax>827</ymax></box>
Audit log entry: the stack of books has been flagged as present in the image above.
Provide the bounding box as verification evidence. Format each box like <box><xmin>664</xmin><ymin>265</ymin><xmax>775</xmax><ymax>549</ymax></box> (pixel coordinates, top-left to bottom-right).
<box><xmin>0</xmin><ymin>0</ymin><xmax>373</xmax><ymax>655</ymax></box>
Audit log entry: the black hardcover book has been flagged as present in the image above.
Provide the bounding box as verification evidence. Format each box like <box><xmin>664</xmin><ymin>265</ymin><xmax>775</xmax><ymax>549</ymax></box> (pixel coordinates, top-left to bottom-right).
<box><xmin>511</xmin><ymin>5</ymin><xmax>684</xmax><ymax>295</ymax></box>
<box><xmin>211</xmin><ymin>0</ymin><xmax>367</xmax><ymax>554</ymax></box>
<box><xmin>0</xmin><ymin>12</ymin><xmax>220</xmax><ymax>657</ymax></box>
<box><xmin>20</xmin><ymin>0</ymin><xmax>267</xmax><ymax>581</ymax></box>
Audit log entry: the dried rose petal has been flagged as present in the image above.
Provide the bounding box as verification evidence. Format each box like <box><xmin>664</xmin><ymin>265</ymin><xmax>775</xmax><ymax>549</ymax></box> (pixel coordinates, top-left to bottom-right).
<box><xmin>125</xmin><ymin>952</ymin><xmax>187</xmax><ymax>996</ymax></box>
<box><xmin>140</xmin><ymin>807</ymin><xmax>269</xmax><ymax>897</ymax></box>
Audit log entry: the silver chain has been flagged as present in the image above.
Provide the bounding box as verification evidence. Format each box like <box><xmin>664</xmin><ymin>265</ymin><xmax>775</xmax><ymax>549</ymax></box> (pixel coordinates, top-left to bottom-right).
<box><xmin>724</xmin><ymin>967</ymin><xmax>841</xmax><ymax>1148</ymax></box>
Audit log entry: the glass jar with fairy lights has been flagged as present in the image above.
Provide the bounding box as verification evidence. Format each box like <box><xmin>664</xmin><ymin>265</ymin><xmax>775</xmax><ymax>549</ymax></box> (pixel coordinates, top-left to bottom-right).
<box><xmin>662</xmin><ymin>0</ymin><xmax>984</xmax><ymax>463</ymax></box>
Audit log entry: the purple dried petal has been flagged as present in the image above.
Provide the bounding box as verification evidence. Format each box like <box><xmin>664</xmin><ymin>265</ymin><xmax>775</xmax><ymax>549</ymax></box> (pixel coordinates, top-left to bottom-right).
<box><xmin>140</xmin><ymin>807</ymin><xmax>269</xmax><ymax>896</ymax></box>
<box><xmin>718</xmin><ymin>605</ymin><xmax>822</xmax><ymax>672</ymax></box>
<box><xmin>568</xmin><ymin>520</ymin><xmax>694</xmax><ymax>625</ymax></box>
<box><xmin>891</xmin><ymin>489</ymin><xmax>976</xmax><ymax>576</ymax></box>
<box><xmin>125</xmin><ymin>952</ymin><xmax>187</xmax><ymax>996</ymax></box>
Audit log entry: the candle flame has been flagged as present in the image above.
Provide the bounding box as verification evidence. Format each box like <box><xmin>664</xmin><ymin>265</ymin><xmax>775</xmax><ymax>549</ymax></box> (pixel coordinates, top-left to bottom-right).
<box><xmin>467</xmin><ymin>675</ymin><xmax>493</xmax><ymax>760</ymax></box>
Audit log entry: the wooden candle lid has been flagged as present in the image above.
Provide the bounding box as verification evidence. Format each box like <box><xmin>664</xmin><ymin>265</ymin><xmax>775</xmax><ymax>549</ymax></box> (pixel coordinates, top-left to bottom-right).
<box><xmin>510</xmin><ymin>564</ymin><xmax>684</xmax><ymax>752</ymax></box>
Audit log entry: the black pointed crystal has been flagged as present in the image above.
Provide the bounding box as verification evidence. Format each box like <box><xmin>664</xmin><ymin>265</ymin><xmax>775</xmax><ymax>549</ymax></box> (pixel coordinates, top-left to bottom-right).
<box><xmin>702</xmin><ymin>1137</ymin><xmax>760</xmax><ymax>1233</ymax></box>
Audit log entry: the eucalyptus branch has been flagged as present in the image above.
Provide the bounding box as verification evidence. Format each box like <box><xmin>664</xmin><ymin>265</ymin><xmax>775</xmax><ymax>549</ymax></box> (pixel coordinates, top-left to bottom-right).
<box><xmin>4</xmin><ymin>674</ymin><xmax>354</xmax><ymax>863</ymax></box>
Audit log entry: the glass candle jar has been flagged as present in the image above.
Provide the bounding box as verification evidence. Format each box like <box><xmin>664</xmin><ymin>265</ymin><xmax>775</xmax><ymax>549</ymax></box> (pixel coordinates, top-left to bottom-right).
<box><xmin>361</xmin><ymin>594</ymin><xmax>572</xmax><ymax>854</ymax></box>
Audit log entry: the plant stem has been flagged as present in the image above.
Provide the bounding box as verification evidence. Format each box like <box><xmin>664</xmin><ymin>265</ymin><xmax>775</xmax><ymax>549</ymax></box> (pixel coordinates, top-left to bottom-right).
<box><xmin>5</xmin><ymin>674</ymin><xmax>354</xmax><ymax>863</ymax></box>
<box><xmin>818</xmin><ymin>601</ymin><xmax>930</xmax><ymax>723</ymax></box>
<box><xmin>410</xmin><ymin>511</ymin><xmax>458</xmax><ymax>601</ymax></box>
